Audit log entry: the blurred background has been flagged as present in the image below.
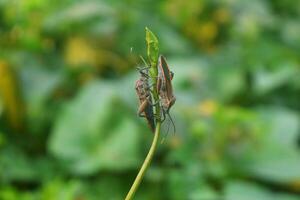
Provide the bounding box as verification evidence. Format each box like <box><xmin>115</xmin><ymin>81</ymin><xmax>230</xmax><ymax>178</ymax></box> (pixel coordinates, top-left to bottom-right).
<box><xmin>1</xmin><ymin>0</ymin><xmax>300</xmax><ymax>199</ymax></box>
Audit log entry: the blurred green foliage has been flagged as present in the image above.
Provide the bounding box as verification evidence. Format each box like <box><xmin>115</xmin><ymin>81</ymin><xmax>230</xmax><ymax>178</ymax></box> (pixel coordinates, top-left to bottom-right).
<box><xmin>1</xmin><ymin>0</ymin><xmax>300</xmax><ymax>199</ymax></box>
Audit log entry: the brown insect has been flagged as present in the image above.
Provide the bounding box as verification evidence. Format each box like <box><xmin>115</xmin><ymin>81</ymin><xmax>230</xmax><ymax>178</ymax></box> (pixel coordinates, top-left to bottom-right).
<box><xmin>135</xmin><ymin>68</ymin><xmax>155</xmax><ymax>132</ymax></box>
<box><xmin>157</xmin><ymin>55</ymin><xmax>176</xmax><ymax>132</ymax></box>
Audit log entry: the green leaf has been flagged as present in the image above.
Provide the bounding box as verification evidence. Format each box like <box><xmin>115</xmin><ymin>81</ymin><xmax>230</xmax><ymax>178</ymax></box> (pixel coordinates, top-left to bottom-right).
<box><xmin>245</xmin><ymin>143</ymin><xmax>300</xmax><ymax>183</ymax></box>
<box><xmin>0</xmin><ymin>97</ymin><xmax>3</xmax><ymax>117</ymax></box>
<box><xmin>83</xmin><ymin>176</ymin><xmax>127</xmax><ymax>200</ymax></box>
<box><xmin>48</xmin><ymin>81</ymin><xmax>141</xmax><ymax>175</ymax></box>
<box><xmin>253</xmin><ymin>64</ymin><xmax>298</xmax><ymax>95</ymax></box>
<box><xmin>211</xmin><ymin>67</ymin><xmax>246</xmax><ymax>101</ymax></box>
<box><xmin>20</xmin><ymin>66</ymin><xmax>62</xmax><ymax>134</ymax></box>
<box><xmin>225</xmin><ymin>181</ymin><xmax>300</xmax><ymax>200</ymax></box>
<box><xmin>40</xmin><ymin>179</ymin><xmax>83</xmax><ymax>200</ymax></box>
<box><xmin>225</xmin><ymin>181</ymin><xmax>273</xmax><ymax>200</ymax></box>
<box><xmin>0</xmin><ymin>147</ymin><xmax>38</xmax><ymax>182</ymax></box>
<box><xmin>145</xmin><ymin>27</ymin><xmax>159</xmax><ymax>69</ymax></box>
<box><xmin>166</xmin><ymin>165</ymin><xmax>220</xmax><ymax>200</ymax></box>
<box><xmin>43</xmin><ymin>1</ymin><xmax>115</xmax><ymax>34</ymax></box>
<box><xmin>0</xmin><ymin>146</ymin><xmax>56</xmax><ymax>182</ymax></box>
<box><xmin>189</xmin><ymin>185</ymin><xmax>219</xmax><ymax>200</ymax></box>
<box><xmin>258</xmin><ymin>108</ymin><xmax>300</xmax><ymax>146</ymax></box>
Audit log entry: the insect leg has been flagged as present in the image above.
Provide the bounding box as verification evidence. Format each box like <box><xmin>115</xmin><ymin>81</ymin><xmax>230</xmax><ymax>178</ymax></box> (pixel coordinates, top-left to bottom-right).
<box><xmin>137</xmin><ymin>100</ymin><xmax>149</xmax><ymax>117</ymax></box>
<box><xmin>160</xmin><ymin>109</ymin><xmax>166</xmax><ymax>123</ymax></box>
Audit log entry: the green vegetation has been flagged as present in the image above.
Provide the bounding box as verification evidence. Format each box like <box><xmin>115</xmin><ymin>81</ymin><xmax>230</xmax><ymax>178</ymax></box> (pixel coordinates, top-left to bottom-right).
<box><xmin>1</xmin><ymin>0</ymin><xmax>300</xmax><ymax>199</ymax></box>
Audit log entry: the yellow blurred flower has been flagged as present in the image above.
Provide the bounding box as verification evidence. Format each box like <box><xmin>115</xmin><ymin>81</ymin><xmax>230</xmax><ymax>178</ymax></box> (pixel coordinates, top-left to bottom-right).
<box><xmin>64</xmin><ymin>36</ymin><xmax>128</xmax><ymax>76</ymax></box>
<box><xmin>197</xmin><ymin>21</ymin><xmax>218</xmax><ymax>43</ymax></box>
<box><xmin>163</xmin><ymin>0</ymin><xmax>203</xmax><ymax>24</ymax></box>
<box><xmin>0</xmin><ymin>61</ymin><xmax>25</xmax><ymax>131</ymax></box>
<box><xmin>184</xmin><ymin>20</ymin><xmax>218</xmax><ymax>52</ymax></box>
<box><xmin>289</xmin><ymin>180</ymin><xmax>300</xmax><ymax>192</ymax></box>
<box><xmin>214</xmin><ymin>7</ymin><xmax>231</xmax><ymax>24</ymax></box>
<box><xmin>64</xmin><ymin>37</ymin><xmax>98</xmax><ymax>68</ymax></box>
<box><xmin>167</xmin><ymin>135</ymin><xmax>182</xmax><ymax>149</ymax></box>
<box><xmin>202</xmin><ymin>148</ymin><xmax>220</xmax><ymax>161</ymax></box>
<box><xmin>198</xmin><ymin>99</ymin><xmax>218</xmax><ymax>116</ymax></box>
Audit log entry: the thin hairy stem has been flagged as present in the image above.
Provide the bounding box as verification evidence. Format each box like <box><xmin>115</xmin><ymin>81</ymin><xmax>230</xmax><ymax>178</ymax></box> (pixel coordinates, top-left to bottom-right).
<box><xmin>125</xmin><ymin>122</ymin><xmax>161</xmax><ymax>200</ymax></box>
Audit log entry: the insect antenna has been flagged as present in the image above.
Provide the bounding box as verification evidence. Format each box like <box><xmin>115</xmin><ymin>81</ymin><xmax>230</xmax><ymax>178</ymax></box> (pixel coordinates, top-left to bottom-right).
<box><xmin>139</xmin><ymin>55</ymin><xmax>150</xmax><ymax>68</ymax></box>
<box><xmin>166</xmin><ymin>116</ymin><xmax>171</xmax><ymax>136</ymax></box>
<box><xmin>130</xmin><ymin>48</ymin><xmax>148</xmax><ymax>73</ymax></box>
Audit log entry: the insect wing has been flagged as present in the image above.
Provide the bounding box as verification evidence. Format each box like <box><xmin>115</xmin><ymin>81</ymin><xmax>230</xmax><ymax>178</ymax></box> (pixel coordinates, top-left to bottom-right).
<box><xmin>159</xmin><ymin>56</ymin><xmax>173</xmax><ymax>82</ymax></box>
<box><xmin>158</xmin><ymin>55</ymin><xmax>175</xmax><ymax>105</ymax></box>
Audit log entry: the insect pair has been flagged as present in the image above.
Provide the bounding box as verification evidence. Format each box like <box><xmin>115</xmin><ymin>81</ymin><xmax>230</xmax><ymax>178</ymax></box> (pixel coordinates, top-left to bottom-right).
<box><xmin>135</xmin><ymin>55</ymin><xmax>176</xmax><ymax>134</ymax></box>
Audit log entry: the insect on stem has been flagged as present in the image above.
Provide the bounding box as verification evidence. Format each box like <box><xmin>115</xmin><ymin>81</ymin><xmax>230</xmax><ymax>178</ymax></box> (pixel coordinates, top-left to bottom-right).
<box><xmin>157</xmin><ymin>55</ymin><xmax>176</xmax><ymax>135</ymax></box>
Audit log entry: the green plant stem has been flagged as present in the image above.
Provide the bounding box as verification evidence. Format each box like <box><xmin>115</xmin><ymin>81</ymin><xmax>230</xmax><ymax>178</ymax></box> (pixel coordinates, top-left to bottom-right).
<box><xmin>125</xmin><ymin>122</ymin><xmax>161</xmax><ymax>200</ymax></box>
